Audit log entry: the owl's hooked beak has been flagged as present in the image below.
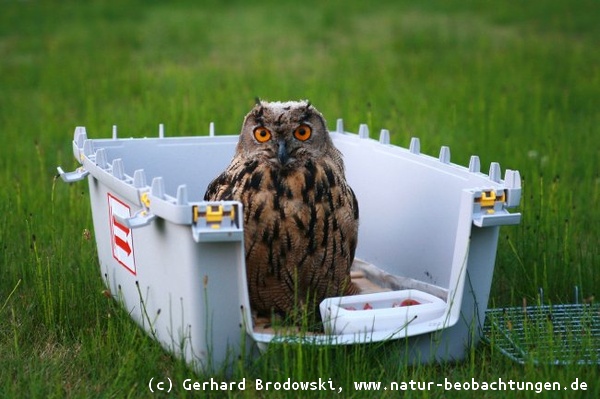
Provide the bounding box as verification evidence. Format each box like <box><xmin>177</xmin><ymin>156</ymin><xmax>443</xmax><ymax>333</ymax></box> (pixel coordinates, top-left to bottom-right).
<box><xmin>277</xmin><ymin>139</ymin><xmax>290</xmax><ymax>165</ymax></box>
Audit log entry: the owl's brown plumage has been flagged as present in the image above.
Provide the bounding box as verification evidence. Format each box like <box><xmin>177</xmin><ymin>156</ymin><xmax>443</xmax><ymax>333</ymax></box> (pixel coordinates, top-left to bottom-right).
<box><xmin>204</xmin><ymin>100</ymin><xmax>359</xmax><ymax>325</ymax></box>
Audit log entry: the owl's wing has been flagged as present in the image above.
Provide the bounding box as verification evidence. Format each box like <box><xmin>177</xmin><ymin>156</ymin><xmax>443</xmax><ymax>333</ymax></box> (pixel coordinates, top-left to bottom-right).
<box><xmin>204</xmin><ymin>171</ymin><xmax>234</xmax><ymax>201</ymax></box>
<box><xmin>350</xmin><ymin>187</ymin><xmax>359</xmax><ymax>221</ymax></box>
<box><xmin>346</xmin><ymin>186</ymin><xmax>359</xmax><ymax>266</ymax></box>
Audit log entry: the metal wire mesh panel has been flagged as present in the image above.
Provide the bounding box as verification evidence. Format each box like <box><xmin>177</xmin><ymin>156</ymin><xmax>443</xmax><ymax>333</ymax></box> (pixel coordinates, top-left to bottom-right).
<box><xmin>483</xmin><ymin>304</ymin><xmax>600</xmax><ymax>365</ymax></box>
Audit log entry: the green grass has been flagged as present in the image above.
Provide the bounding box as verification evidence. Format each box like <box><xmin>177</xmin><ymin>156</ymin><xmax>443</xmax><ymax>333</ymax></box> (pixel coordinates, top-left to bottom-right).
<box><xmin>1</xmin><ymin>0</ymin><xmax>599</xmax><ymax>397</ymax></box>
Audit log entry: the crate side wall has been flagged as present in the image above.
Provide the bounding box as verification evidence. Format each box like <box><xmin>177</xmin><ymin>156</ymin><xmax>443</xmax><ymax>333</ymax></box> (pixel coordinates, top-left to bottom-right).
<box><xmin>86</xmin><ymin>173</ymin><xmax>248</xmax><ymax>371</ymax></box>
<box><xmin>97</xmin><ymin>137</ymin><xmax>238</xmax><ymax>202</ymax></box>
<box><xmin>334</xmin><ymin>139</ymin><xmax>469</xmax><ymax>289</ymax></box>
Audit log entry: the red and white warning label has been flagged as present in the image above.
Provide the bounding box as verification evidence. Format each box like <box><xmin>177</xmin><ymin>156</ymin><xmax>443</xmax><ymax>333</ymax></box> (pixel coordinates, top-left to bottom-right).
<box><xmin>108</xmin><ymin>193</ymin><xmax>136</xmax><ymax>275</ymax></box>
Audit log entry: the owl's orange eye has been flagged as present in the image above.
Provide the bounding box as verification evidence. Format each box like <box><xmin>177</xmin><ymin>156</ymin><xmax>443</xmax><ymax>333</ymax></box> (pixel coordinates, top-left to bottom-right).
<box><xmin>253</xmin><ymin>127</ymin><xmax>272</xmax><ymax>143</ymax></box>
<box><xmin>293</xmin><ymin>125</ymin><xmax>312</xmax><ymax>141</ymax></box>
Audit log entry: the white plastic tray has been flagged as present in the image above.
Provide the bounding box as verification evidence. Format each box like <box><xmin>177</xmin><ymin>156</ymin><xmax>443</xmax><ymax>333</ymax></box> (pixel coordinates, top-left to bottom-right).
<box><xmin>321</xmin><ymin>289</ymin><xmax>447</xmax><ymax>335</ymax></box>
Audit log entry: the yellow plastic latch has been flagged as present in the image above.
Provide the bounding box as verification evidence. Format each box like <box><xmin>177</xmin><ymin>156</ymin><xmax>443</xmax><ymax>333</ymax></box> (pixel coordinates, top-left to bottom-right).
<box><xmin>140</xmin><ymin>192</ymin><xmax>151</xmax><ymax>208</ymax></box>
<box><xmin>479</xmin><ymin>191</ymin><xmax>496</xmax><ymax>207</ymax></box>
<box><xmin>205</xmin><ymin>205</ymin><xmax>224</xmax><ymax>223</ymax></box>
<box><xmin>193</xmin><ymin>204</ymin><xmax>237</xmax><ymax>228</ymax></box>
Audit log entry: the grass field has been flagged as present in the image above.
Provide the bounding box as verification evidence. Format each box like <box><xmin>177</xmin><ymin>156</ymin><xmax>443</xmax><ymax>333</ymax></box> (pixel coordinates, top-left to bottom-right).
<box><xmin>1</xmin><ymin>0</ymin><xmax>599</xmax><ymax>397</ymax></box>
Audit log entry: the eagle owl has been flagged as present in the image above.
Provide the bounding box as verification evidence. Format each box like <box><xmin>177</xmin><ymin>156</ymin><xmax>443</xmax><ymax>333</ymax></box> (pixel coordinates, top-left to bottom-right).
<box><xmin>204</xmin><ymin>100</ymin><xmax>359</xmax><ymax>325</ymax></box>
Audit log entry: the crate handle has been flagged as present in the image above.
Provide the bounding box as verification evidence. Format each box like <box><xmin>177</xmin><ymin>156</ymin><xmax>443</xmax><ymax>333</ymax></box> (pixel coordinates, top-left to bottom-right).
<box><xmin>114</xmin><ymin>210</ymin><xmax>156</xmax><ymax>229</ymax></box>
<box><xmin>56</xmin><ymin>166</ymin><xmax>89</xmax><ymax>183</ymax></box>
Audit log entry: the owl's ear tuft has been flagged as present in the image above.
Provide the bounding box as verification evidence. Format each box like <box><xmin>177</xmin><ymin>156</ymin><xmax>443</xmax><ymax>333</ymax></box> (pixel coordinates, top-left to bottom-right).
<box><xmin>301</xmin><ymin>100</ymin><xmax>313</xmax><ymax>120</ymax></box>
<box><xmin>252</xmin><ymin>100</ymin><xmax>265</xmax><ymax>124</ymax></box>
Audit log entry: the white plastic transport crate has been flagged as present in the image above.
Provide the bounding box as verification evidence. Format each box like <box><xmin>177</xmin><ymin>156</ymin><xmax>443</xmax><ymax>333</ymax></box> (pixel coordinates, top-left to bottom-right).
<box><xmin>58</xmin><ymin>120</ymin><xmax>521</xmax><ymax>373</ymax></box>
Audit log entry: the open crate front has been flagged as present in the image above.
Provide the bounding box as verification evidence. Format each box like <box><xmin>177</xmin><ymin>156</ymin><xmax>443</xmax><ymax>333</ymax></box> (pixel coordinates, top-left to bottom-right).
<box><xmin>58</xmin><ymin>121</ymin><xmax>521</xmax><ymax>372</ymax></box>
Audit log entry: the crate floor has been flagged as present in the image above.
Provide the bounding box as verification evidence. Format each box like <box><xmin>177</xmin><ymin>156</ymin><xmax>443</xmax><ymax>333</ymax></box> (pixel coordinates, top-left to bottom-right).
<box><xmin>252</xmin><ymin>269</ymin><xmax>390</xmax><ymax>335</ymax></box>
<box><xmin>252</xmin><ymin>258</ymin><xmax>447</xmax><ymax>336</ymax></box>
<box><xmin>483</xmin><ymin>304</ymin><xmax>600</xmax><ymax>365</ymax></box>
